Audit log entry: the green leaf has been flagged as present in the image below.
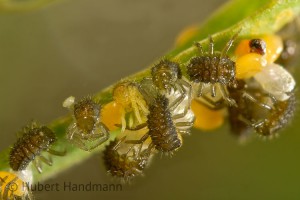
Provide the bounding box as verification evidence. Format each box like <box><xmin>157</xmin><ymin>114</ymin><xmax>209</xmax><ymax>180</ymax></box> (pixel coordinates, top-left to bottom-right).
<box><xmin>0</xmin><ymin>0</ymin><xmax>299</xmax><ymax>183</ymax></box>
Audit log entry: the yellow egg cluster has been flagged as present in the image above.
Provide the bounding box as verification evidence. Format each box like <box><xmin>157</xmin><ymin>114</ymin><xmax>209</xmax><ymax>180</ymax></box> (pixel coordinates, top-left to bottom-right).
<box><xmin>235</xmin><ymin>34</ymin><xmax>283</xmax><ymax>79</ymax></box>
<box><xmin>0</xmin><ymin>171</ymin><xmax>33</xmax><ymax>200</ymax></box>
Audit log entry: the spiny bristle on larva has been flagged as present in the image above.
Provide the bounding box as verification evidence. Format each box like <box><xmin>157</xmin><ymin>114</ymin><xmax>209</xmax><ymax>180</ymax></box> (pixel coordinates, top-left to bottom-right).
<box><xmin>66</xmin><ymin>95</ymin><xmax>110</xmax><ymax>151</ymax></box>
<box><xmin>74</xmin><ymin>97</ymin><xmax>100</xmax><ymax>119</ymax></box>
<box><xmin>9</xmin><ymin>126</ymin><xmax>56</xmax><ymax>171</ymax></box>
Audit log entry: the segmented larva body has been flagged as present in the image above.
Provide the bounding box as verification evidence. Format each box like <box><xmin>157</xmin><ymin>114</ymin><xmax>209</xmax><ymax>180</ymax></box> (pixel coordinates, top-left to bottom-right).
<box><xmin>9</xmin><ymin>123</ymin><xmax>64</xmax><ymax>173</ymax></box>
<box><xmin>147</xmin><ymin>94</ymin><xmax>181</xmax><ymax>152</ymax></box>
<box><xmin>64</xmin><ymin>96</ymin><xmax>110</xmax><ymax>151</ymax></box>
<box><xmin>186</xmin><ymin>32</ymin><xmax>239</xmax><ymax>105</ymax></box>
<box><xmin>125</xmin><ymin>88</ymin><xmax>194</xmax><ymax>154</ymax></box>
<box><xmin>152</xmin><ymin>60</ymin><xmax>181</xmax><ymax>86</ymax></box>
<box><xmin>74</xmin><ymin>97</ymin><xmax>100</xmax><ymax>133</ymax></box>
<box><xmin>187</xmin><ymin>51</ymin><xmax>235</xmax><ymax>84</ymax></box>
<box><xmin>103</xmin><ymin>138</ymin><xmax>153</xmax><ymax>182</ymax></box>
<box><xmin>254</xmin><ymin>93</ymin><xmax>296</xmax><ymax>136</ymax></box>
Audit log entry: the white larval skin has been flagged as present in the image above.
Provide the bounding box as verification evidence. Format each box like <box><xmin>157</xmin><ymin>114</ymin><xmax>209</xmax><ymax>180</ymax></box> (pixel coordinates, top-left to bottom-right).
<box><xmin>16</xmin><ymin>169</ymin><xmax>33</xmax><ymax>185</ymax></box>
<box><xmin>254</xmin><ymin>63</ymin><xmax>296</xmax><ymax>101</ymax></box>
<box><xmin>62</xmin><ymin>96</ymin><xmax>75</xmax><ymax>109</ymax></box>
<box><xmin>165</xmin><ymin>84</ymin><xmax>195</xmax><ymax>132</ymax></box>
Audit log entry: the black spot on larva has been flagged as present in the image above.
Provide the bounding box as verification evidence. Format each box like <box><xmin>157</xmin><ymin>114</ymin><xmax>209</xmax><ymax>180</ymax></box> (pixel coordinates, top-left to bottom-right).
<box><xmin>9</xmin><ymin>126</ymin><xmax>56</xmax><ymax>171</ymax></box>
<box><xmin>147</xmin><ymin>94</ymin><xmax>182</xmax><ymax>152</ymax></box>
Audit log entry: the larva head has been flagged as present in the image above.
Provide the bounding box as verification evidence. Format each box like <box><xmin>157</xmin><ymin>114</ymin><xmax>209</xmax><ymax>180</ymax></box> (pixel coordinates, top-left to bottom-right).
<box><xmin>151</xmin><ymin>60</ymin><xmax>181</xmax><ymax>92</ymax></box>
<box><xmin>74</xmin><ymin>97</ymin><xmax>100</xmax><ymax>133</ymax></box>
<box><xmin>30</xmin><ymin>126</ymin><xmax>57</xmax><ymax>145</ymax></box>
<box><xmin>249</xmin><ymin>39</ymin><xmax>266</xmax><ymax>55</ymax></box>
<box><xmin>9</xmin><ymin>123</ymin><xmax>57</xmax><ymax>172</ymax></box>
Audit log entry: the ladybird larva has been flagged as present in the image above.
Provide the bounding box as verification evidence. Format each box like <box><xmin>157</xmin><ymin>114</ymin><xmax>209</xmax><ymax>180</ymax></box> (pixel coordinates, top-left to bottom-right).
<box><xmin>109</xmin><ymin>81</ymin><xmax>149</xmax><ymax>132</ymax></box>
<box><xmin>64</xmin><ymin>96</ymin><xmax>110</xmax><ymax>151</ymax></box>
<box><xmin>253</xmin><ymin>93</ymin><xmax>296</xmax><ymax>137</ymax></box>
<box><xmin>186</xmin><ymin>32</ymin><xmax>239</xmax><ymax>106</ymax></box>
<box><xmin>103</xmin><ymin>136</ymin><xmax>154</xmax><ymax>182</ymax></box>
<box><xmin>227</xmin><ymin>79</ymin><xmax>296</xmax><ymax>138</ymax></box>
<box><xmin>142</xmin><ymin>59</ymin><xmax>192</xmax><ymax>111</ymax></box>
<box><xmin>9</xmin><ymin>122</ymin><xmax>65</xmax><ymax>173</ymax></box>
<box><xmin>124</xmin><ymin>87</ymin><xmax>194</xmax><ymax>154</ymax></box>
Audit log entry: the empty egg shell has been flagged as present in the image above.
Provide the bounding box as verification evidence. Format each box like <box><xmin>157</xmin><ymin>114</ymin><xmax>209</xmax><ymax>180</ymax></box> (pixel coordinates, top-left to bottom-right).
<box><xmin>254</xmin><ymin>63</ymin><xmax>296</xmax><ymax>101</ymax></box>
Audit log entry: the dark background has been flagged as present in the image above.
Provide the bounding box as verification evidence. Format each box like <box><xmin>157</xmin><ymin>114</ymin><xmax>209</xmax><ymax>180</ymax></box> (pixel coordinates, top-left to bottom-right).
<box><xmin>1</xmin><ymin>0</ymin><xmax>300</xmax><ymax>199</ymax></box>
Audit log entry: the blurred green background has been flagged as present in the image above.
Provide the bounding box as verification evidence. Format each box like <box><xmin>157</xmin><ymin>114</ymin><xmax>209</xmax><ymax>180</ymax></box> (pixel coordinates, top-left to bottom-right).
<box><xmin>1</xmin><ymin>0</ymin><xmax>300</xmax><ymax>199</ymax></box>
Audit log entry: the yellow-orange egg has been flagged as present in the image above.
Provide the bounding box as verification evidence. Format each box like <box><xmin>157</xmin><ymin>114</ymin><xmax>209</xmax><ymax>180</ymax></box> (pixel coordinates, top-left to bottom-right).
<box><xmin>101</xmin><ymin>101</ymin><xmax>124</xmax><ymax>131</ymax></box>
<box><xmin>236</xmin><ymin>53</ymin><xmax>267</xmax><ymax>79</ymax></box>
<box><xmin>0</xmin><ymin>171</ymin><xmax>31</xmax><ymax>198</ymax></box>
<box><xmin>191</xmin><ymin>100</ymin><xmax>224</xmax><ymax>131</ymax></box>
<box><xmin>175</xmin><ymin>25</ymin><xmax>199</xmax><ymax>46</ymax></box>
<box><xmin>261</xmin><ymin>34</ymin><xmax>283</xmax><ymax>63</ymax></box>
<box><xmin>234</xmin><ymin>39</ymin><xmax>250</xmax><ymax>57</ymax></box>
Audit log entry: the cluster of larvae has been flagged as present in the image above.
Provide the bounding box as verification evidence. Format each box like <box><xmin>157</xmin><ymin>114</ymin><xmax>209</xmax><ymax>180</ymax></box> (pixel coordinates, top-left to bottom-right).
<box><xmin>1</xmin><ymin>31</ymin><xmax>297</xmax><ymax>199</ymax></box>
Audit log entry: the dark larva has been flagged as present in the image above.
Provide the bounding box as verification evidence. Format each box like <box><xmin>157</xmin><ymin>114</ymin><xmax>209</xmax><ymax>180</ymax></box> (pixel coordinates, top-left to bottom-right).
<box><xmin>64</xmin><ymin>96</ymin><xmax>110</xmax><ymax>151</ymax></box>
<box><xmin>186</xmin><ymin>32</ymin><xmax>239</xmax><ymax>105</ymax></box>
<box><xmin>103</xmin><ymin>137</ymin><xmax>153</xmax><ymax>182</ymax></box>
<box><xmin>147</xmin><ymin>95</ymin><xmax>182</xmax><ymax>152</ymax></box>
<box><xmin>9</xmin><ymin>123</ymin><xmax>65</xmax><ymax>173</ymax></box>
